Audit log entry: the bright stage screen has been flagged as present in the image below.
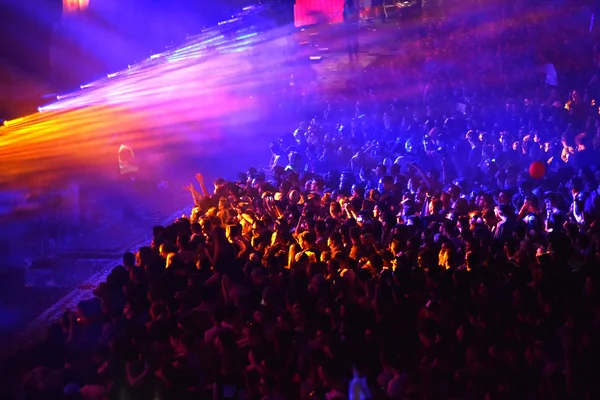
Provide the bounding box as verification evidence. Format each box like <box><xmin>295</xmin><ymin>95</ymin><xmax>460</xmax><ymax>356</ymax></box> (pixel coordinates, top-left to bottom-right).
<box><xmin>64</xmin><ymin>0</ymin><xmax>90</xmax><ymax>13</ymax></box>
<box><xmin>294</xmin><ymin>0</ymin><xmax>344</xmax><ymax>27</ymax></box>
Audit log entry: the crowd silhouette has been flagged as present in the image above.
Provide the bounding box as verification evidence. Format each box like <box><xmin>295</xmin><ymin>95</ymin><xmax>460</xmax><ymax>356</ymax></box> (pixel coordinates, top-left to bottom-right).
<box><xmin>6</xmin><ymin>2</ymin><xmax>600</xmax><ymax>400</ymax></box>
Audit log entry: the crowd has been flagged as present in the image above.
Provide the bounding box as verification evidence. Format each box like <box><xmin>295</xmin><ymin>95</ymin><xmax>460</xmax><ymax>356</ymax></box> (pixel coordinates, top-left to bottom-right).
<box><xmin>7</xmin><ymin>2</ymin><xmax>600</xmax><ymax>400</ymax></box>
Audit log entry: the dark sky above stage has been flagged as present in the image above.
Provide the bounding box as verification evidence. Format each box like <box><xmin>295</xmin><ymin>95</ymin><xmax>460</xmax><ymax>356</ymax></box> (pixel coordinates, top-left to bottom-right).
<box><xmin>0</xmin><ymin>0</ymin><xmax>62</xmax><ymax>75</ymax></box>
<box><xmin>0</xmin><ymin>0</ymin><xmax>244</xmax><ymax>76</ymax></box>
<box><xmin>0</xmin><ymin>0</ymin><xmax>250</xmax><ymax>117</ymax></box>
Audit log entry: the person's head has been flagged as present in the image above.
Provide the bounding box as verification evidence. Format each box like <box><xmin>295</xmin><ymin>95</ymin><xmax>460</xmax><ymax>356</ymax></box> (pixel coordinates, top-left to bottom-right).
<box><xmin>359</xmin><ymin>167</ymin><xmax>372</xmax><ymax>183</ymax></box>
<box><xmin>378</xmin><ymin>176</ymin><xmax>394</xmax><ymax>194</ymax></box>
<box><xmin>191</xmin><ymin>222</ymin><xmax>202</xmax><ymax>235</ymax></box>
<box><xmin>177</xmin><ymin>332</ymin><xmax>196</xmax><ymax>353</ymax></box>
<box><xmin>575</xmin><ymin>133</ymin><xmax>588</xmax><ymax>152</ymax></box>
<box><xmin>315</xmin><ymin>220</ymin><xmax>327</xmax><ymax>237</ymax></box>
<box><xmin>177</xmin><ymin>233</ymin><xmax>190</xmax><ymax>250</ymax></box>
<box><xmin>123</xmin><ymin>301</ymin><xmax>136</xmax><ymax>320</ymax></box>
<box><xmin>122</xmin><ymin>252</ymin><xmax>135</xmax><ymax>269</ymax></box>
<box><xmin>214</xmin><ymin>178</ymin><xmax>226</xmax><ymax>195</ymax></box>
<box><xmin>478</xmin><ymin>193</ymin><xmax>494</xmax><ymax>210</ymax></box>
<box><xmin>311</xmin><ymin>178</ymin><xmax>324</xmax><ymax>193</ymax></box>
<box><xmin>330</xmin><ymin>201</ymin><xmax>342</xmax><ymax>218</ymax></box>
<box><xmin>158</xmin><ymin>243</ymin><xmax>171</xmax><ymax>259</ymax></box>
<box><xmin>259</xmin><ymin>375</ymin><xmax>278</xmax><ymax>397</ymax></box>
<box><xmin>328</xmin><ymin>232</ymin><xmax>343</xmax><ymax>249</ymax></box>
<box><xmin>352</xmin><ymin>184</ymin><xmax>364</xmax><ymax>198</ymax></box>
<box><xmin>456</xmin><ymin>323</ymin><xmax>473</xmax><ymax>342</ymax></box>
<box><xmin>422</xmin><ymin>135</ymin><xmax>436</xmax><ymax>152</ymax></box>
<box><xmin>404</xmin><ymin>138</ymin><xmax>415</xmax><ymax>155</ymax></box>
<box><xmin>226</xmin><ymin>223</ymin><xmax>242</xmax><ymax>241</ymax></box>
<box><xmin>569</xmin><ymin>177</ymin><xmax>583</xmax><ymax>197</ymax></box>
<box><xmin>417</xmin><ymin>250</ymin><xmax>435</xmax><ymax>269</ymax></box>
<box><xmin>466</xmin><ymin>130</ymin><xmax>479</xmax><ymax>147</ymax></box>
<box><xmin>546</xmin><ymin>212</ymin><xmax>564</xmax><ymax>232</ymax></box>
<box><xmin>63</xmin><ymin>384</ymin><xmax>83</xmax><ymax>400</ymax></box>
<box><xmin>288</xmin><ymin>152</ymin><xmax>303</xmax><ymax>170</ymax></box>
<box><xmin>270</xmin><ymin>141</ymin><xmax>283</xmax><ymax>155</ymax></box>
<box><xmin>497</xmin><ymin>190</ymin><xmax>510</xmax><ymax>205</ymax></box>
<box><xmin>340</xmin><ymin>170</ymin><xmax>355</xmax><ymax>191</ymax></box>
<box><xmin>199</xmin><ymin>218</ymin><xmax>212</xmax><ymax>235</ymax></box>
<box><xmin>360</xmin><ymin>231</ymin><xmax>376</xmax><ymax>248</ymax></box>
<box><xmin>352</xmin><ymin>359</ymin><xmax>368</xmax><ymax>378</ymax></box>
<box><xmin>499</xmin><ymin>131</ymin><xmax>511</xmax><ymax>148</ymax></box>
<box><xmin>482</xmin><ymin>209</ymin><xmax>498</xmax><ymax>228</ymax></box>
<box><xmin>150</xmin><ymin>302</ymin><xmax>167</xmax><ymax>321</ymax></box>
<box><xmin>428</xmin><ymin>198</ymin><xmax>443</xmax><ymax>215</ymax></box>
<box><xmin>407</xmin><ymin>177</ymin><xmax>421</xmax><ymax>194</ymax></box>
<box><xmin>298</xmin><ymin>231</ymin><xmax>316</xmax><ymax>250</ymax></box>
<box><xmin>544</xmin><ymin>193</ymin><xmax>559</xmax><ymax>213</ymax></box>
<box><xmin>438</xmin><ymin>246</ymin><xmax>455</xmax><ymax>270</ymax></box>
<box><xmin>218</xmin><ymin>197</ymin><xmax>230</xmax><ymax>211</ymax></box>
<box><xmin>136</xmin><ymin>246</ymin><xmax>153</xmax><ymax>267</ymax></box>
<box><xmin>465</xmin><ymin>251</ymin><xmax>481</xmax><ymax>271</ymax></box>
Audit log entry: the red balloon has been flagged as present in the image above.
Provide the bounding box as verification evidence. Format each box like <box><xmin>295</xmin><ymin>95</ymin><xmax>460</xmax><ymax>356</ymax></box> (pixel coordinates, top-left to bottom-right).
<box><xmin>529</xmin><ymin>161</ymin><xmax>546</xmax><ymax>179</ymax></box>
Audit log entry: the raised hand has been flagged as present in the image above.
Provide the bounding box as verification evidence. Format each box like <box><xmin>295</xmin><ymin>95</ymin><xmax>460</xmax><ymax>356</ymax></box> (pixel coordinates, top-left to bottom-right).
<box><xmin>183</xmin><ymin>183</ymin><xmax>194</xmax><ymax>192</ymax></box>
<box><xmin>195</xmin><ymin>173</ymin><xmax>204</xmax><ymax>183</ymax></box>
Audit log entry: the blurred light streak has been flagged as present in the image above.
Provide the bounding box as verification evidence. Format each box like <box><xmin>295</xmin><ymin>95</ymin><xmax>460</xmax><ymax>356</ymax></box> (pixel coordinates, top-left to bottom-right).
<box><xmin>0</xmin><ymin>13</ymin><xmax>305</xmax><ymax>184</ymax></box>
<box><xmin>218</xmin><ymin>18</ymin><xmax>240</xmax><ymax>26</ymax></box>
<box><xmin>3</xmin><ymin>118</ymin><xmax>24</xmax><ymax>127</ymax></box>
<box><xmin>237</xmin><ymin>33</ymin><xmax>258</xmax><ymax>41</ymax></box>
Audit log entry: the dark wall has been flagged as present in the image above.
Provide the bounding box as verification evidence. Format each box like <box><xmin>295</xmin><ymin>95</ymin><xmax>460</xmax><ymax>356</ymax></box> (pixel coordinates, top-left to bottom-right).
<box><xmin>0</xmin><ymin>0</ymin><xmax>62</xmax><ymax>77</ymax></box>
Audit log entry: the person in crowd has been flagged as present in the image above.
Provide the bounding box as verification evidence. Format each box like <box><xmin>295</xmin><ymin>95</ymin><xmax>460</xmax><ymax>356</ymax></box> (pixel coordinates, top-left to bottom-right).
<box><xmin>343</xmin><ymin>0</ymin><xmax>360</xmax><ymax>64</ymax></box>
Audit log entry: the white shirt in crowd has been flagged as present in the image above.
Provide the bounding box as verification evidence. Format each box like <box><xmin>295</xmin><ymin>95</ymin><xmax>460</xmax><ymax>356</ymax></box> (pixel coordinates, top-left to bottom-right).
<box><xmin>349</xmin><ymin>373</ymin><xmax>372</xmax><ymax>400</ymax></box>
<box><xmin>545</xmin><ymin>63</ymin><xmax>558</xmax><ymax>87</ymax></box>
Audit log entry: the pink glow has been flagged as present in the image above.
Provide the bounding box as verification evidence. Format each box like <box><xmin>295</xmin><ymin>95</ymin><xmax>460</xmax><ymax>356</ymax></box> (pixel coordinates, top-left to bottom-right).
<box><xmin>294</xmin><ymin>0</ymin><xmax>344</xmax><ymax>27</ymax></box>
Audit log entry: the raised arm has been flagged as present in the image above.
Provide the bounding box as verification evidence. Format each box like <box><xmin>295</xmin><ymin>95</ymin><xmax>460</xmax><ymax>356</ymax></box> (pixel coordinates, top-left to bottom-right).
<box><xmin>183</xmin><ymin>183</ymin><xmax>202</xmax><ymax>207</ymax></box>
<box><xmin>196</xmin><ymin>173</ymin><xmax>210</xmax><ymax>197</ymax></box>
<box><xmin>343</xmin><ymin>199</ymin><xmax>359</xmax><ymax>222</ymax></box>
